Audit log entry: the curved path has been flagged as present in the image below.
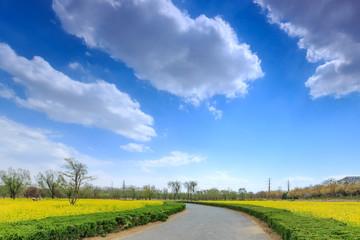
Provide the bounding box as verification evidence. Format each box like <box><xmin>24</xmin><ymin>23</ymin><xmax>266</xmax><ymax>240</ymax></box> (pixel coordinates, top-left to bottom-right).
<box><xmin>117</xmin><ymin>204</ymin><xmax>270</xmax><ymax>240</ymax></box>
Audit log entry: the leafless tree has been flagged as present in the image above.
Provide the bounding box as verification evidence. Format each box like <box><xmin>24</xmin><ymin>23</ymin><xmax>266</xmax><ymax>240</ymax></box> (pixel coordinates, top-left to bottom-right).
<box><xmin>168</xmin><ymin>180</ymin><xmax>181</xmax><ymax>201</ymax></box>
<box><xmin>61</xmin><ymin>158</ymin><xmax>95</xmax><ymax>205</ymax></box>
<box><xmin>37</xmin><ymin>169</ymin><xmax>64</xmax><ymax>199</ymax></box>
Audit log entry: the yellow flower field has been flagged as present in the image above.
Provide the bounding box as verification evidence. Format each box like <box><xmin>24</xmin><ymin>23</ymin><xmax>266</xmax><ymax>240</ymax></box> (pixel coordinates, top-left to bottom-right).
<box><xmin>215</xmin><ymin>201</ymin><xmax>360</xmax><ymax>227</ymax></box>
<box><xmin>0</xmin><ymin>199</ymin><xmax>163</xmax><ymax>223</ymax></box>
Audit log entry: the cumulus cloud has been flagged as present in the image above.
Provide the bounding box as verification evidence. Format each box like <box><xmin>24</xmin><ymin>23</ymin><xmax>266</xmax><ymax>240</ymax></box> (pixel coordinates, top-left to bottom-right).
<box><xmin>53</xmin><ymin>0</ymin><xmax>263</xmax><ymax>105</ymax></box>
<box><xmin>139</xmin><ymin>151</ymin><xmax>204</xmax><ymax>170</ymax></box>
<box><xmin>120</xmin><ymin>143</ymin><xmax>152</xmax><ymax>152</ymax></box>
<box><xmin>0</xmin><ymin>43</ymin><xmax>156</xmax><ymax>141</ymax></box>
<box><xmin>255</xmin><ymin>0</ymin><xmax>360</xmax><ymax>98</ymax></box>
<box><xmin>0</xmin><ymin>116</ymin><xmax>110</xmax><ymax>175</ymax></box>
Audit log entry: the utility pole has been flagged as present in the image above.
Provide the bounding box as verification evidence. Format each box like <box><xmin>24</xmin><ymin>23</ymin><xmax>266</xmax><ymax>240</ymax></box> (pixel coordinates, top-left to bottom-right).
<box><xmin>268</xmin><ymin>178</ymin><xmax>271</xmax><ymax>199</ymax></box>
<box><xmin>122</xmin><ymin>180</ymin><xmax>126</xmax><ymax>200</ymax></box>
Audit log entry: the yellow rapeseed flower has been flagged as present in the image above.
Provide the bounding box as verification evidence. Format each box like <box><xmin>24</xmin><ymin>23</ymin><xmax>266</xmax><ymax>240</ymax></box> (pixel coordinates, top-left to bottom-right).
<box><xmin>0</xmin><ymin>199</ymin><xmax>162</xmax><ymax>223</ymax></box>
<box><xmin>214</xmin><ymin>200</ymin><xmax>360</xmax><ymax>227</ymax></box>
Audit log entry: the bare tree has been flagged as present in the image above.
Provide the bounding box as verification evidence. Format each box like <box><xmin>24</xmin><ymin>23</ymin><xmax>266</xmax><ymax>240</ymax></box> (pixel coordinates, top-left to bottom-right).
<box><xmin>0</xmin><ymin>168</ymin><xmax>30</xmax><ymax>199</ymax></box>
<box><xmin>61</xmin><ymin>158</ymin><xmax>95</xmax><ymax>205</ymax></box>
<box><xmin>189</xmin><ymin>181</ymin><xmax>198</xmax><ymax>200</ymax></box>
<box><xmin>162</xmin><ymin>188</ymin><xmax>169</xmax><ymax>201</ymax></box>
<box><xmin>168</xmin><ymin>181</ymin><xmax>181</xmax><ymax>201</ymax></box>
<box><xmin>37</xmin><ymin>170</ymin><xmax>64</xmax><ymax>199</ymax></box>
<box><xmin>183</xmin><ymin>181</ymin><xmax>191</xmax><ymax>200</ymax></box>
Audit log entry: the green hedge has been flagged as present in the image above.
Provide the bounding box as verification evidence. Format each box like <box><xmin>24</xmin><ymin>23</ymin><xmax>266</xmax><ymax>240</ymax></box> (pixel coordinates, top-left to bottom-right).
<box><xmin>0</xmin><ymin>202</ymin><xmax>185</xmax><ymax>240</ymax></box>
<box><xmin>185</xmin><ymin>201</ymin><xmax>360</xmax><ymax>240</ymax></box>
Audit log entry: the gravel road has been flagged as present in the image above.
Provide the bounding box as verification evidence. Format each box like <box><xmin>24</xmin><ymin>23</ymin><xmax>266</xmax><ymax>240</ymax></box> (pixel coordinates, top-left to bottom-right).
<box><xmin>117</xmin><ymin>203</ymin><xmax>270</xmax><ymax>240</ymax></box>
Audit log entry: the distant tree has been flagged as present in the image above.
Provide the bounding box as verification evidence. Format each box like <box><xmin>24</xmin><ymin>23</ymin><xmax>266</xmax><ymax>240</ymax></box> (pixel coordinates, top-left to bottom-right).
<box><xmin>142</xmin><ymin>184</ymin><xmax>156</xmax><ymax>200</ymax></box>
<box><xmin>91</xmin><ymin>185</ymin><xmax>102</xmax><ymax>199</ymax></box>
<box><xmin>248</xmin><ymin>191</ymin><xmax>255</xmax><ymax>200</ymax></box>
<box><xmin>255</xmin><ymin>191</ymin><xmax>267</xmax><ymax>199</ymax></box>
<box><xmin>208</xmin><ymin>188</ymin><xmax>221</xmax><ymax>200</ymax></box>
<box><xmin>155</xmin><ymin>189</ymin><xmax>162</xmax><ymax>199</ymax></box>
<box><xmin>0</xmin><ymin>168</ymin><xmax>30</xmax><ymax>199</ymax></box>
<box><xmin>128</xmin><ymin>185</ymin><xmax>138</xmax><ymax>200</ymax></box>
<box><xmin>36</xmin><ymin>170</ymin><xmax>64</xmax><ymax>199</ymax></box>
<box><xmin>24</xmin><ymin>186</ymin><xmax>42</xmax><ymax>198</ymax></box>
<box><xmin>183</xmin><ymin>182</ymin><xmax>191</xmax><ymax>200</ymax></box>
<box><xmin>221</xmin><ymin>190</ymin><xmax>229</xmax><ymax>200</ymax></box>
<box><xmin>112</xmin><ymin>188</ymin><xmax>122</xmax><ymax>199</ymax></box>
<box><xmin>189</xmin><ymin>181</ymin><xmax>198</xmax><ymax>200</ymax></box>
<box><xmin>79</xmin><ymin>184</ymin><xmax>93</xmax><ymax>198</ymax></box>
<box><xmin>238</xmin><ymin>188</ymin><xmax>247</xmax><ymax>200</ymax></box>
<box><xmin>61</xmin><ymin>158</ymin><xmax>95</xmax><ymax>205</ymax></box>
<box><xmin>0</xmin><ymin>185</ymin><xmax>7</xmax><ymax>198</ymax></box>
<box><xmin>162</xmin><ymin>188</ymin><xmax>169</xmax><ymax>201</ymax></box>
<box><xmin>345</xmin><ymin>184</ymin><xmax>359</xmax><ymax>197</ymax></box>
<box><xmin>168</xmin><ymin>181</ymin><xmax>181</xmax><ymax>201</ymax></box>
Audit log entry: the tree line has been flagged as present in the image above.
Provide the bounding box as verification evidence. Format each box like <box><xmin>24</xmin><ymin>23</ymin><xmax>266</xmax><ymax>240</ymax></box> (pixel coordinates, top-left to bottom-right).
<box><xmin>0</xmin><ymin>158</ymin><xmax>253</xmax><ymax>202</ymax></box>
<box><xmin>287</xmin><ymin>178</ymin><xmax>360</xmax><ymax>199</ymax></box>
<box><xmin>0</xmin><ymin>158</ymin><xmax>94</xmax><ymax>205</ymax></box>
<box><xmin>1</xmin><ymin>159</ymin><xmax>360</xmax><ymax>203</ymax></box>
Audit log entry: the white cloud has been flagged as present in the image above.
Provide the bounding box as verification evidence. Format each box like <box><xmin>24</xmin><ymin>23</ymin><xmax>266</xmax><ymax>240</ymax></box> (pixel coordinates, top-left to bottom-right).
<box><xmin>0</xmin><ymin>43</ymin><xmax>156</xmax><ymax>141</ymax></box>
<box><xmin>207</xmin><ymin>104</ymin><xmax>223</xmax><ymax>120</ymax></box>
<box><xmin>0</xmin><ymin>83</ymin><xmax>15</xmax><ymax>99</ymax></box>
<box><xmin>120</xmin><ymin>143</ymin><xmax>152</xmax><ymax>152</ymax></box>
<box><xmin>0</xmin><ymin>116</ymin><xmax>111</xmax><ymax>176</ymax></box>
<box><xmin>68</xmin><ymin>61</ymin><xmax>83</xmax><ymax>70</ymax></box>
<box><xmin>139</xmin><ymin>151</ymin><xmax>204</xmax><ymax>170</ymax></box>
<box><xmin>255</xmin><ymin>0</ymin><xmax>360</xmax><ymax>98</ymax></box>
<box><xmin>53</xmin><ymin>0</ymin><xmax>263</xmax><ymax>105</ymax></box>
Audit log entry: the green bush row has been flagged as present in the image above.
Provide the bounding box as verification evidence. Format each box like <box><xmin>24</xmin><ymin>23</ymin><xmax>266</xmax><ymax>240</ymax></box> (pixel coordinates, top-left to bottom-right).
<box><xmin>0</xmin><ymin>201</ymin><xmax>185</xmax><ymax>240</ymax></box>
<box><xmin>186</xmin><ymin>201</ymin><xmax>360</xmax><ymax>240</ymax></box>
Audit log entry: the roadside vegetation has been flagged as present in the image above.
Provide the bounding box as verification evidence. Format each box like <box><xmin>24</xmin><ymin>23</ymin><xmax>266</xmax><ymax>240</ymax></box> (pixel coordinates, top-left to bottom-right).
<box><xmin>212</xmin><ymin>201</ymin><xmax>360</xmax><ymax>227</ymax></box>
<box><xmin>189</xmin><ymin>201</ymin><xmax>360</xmax><ymax>240</ymax></box>
<box><xmin>0</xmin><ymin>201</ymin><xmax>185</xmax><ymax>240</ymax></box>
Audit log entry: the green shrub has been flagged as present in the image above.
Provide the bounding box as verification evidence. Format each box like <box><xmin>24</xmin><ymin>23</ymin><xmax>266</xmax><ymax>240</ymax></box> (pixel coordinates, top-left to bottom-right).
<box><xmin>0</xmin><ymin>202</ymin><xmax>185</xmax><ymax>240</ymax></box>
<box><xmin>186</xmin><ymin>201</ymin><xmax>360</xmax><ymax>240</ymax></box>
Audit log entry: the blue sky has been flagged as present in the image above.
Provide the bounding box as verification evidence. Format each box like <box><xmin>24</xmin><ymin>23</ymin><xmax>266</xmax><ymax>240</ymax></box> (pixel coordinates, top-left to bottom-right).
<box><xmin>0</xmin><ymin>0</ymin><xmax>359</xmax><ymax>192</ymax></box>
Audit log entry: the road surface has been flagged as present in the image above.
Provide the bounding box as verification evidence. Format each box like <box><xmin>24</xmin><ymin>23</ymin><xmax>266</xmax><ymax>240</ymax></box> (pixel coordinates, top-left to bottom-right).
<box><xmin>117</xmin><ymin>203</ymin><xmax>270</xmax><ymax>240</ymax></box>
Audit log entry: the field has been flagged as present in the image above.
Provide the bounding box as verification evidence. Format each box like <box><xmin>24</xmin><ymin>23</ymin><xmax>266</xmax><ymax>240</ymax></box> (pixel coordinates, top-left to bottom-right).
<box><xmin>0</xmin><ymin>199</ymin><xmax>185</xmax><ymax>240</ymax></box>
<box><xmin>214</xmin><ymin>200</ymin><xmax>360</xmax><ymax>227</ymax></box>
<box><xmin>0</xmin><ymin>198</ymin><xmax>163</xmax><ymax>223</ymax></box>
